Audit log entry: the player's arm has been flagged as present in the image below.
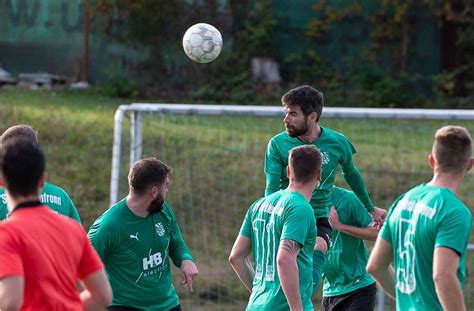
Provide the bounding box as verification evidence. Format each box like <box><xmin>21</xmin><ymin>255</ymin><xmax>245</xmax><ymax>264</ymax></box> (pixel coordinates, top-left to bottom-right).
<box><xmin>366</xmin><ymin>237</ymin><xmax>395</xmax><ymax>299</ymax></box>
<box><xmin>229</xmin><ymin>234</ymin><xmax>254</xmax><ymax>293</ymax></box>
<box><xmin>0</xmin><ymin>275</ymin><xmax>24</xmax><ymax>311</ymax></box>
<box><xmin>433</xmin><ymin>247</ymin><xmax>465</xmax><ymax>311</ymax></box>
<box><xmin>264</xmin><ymin>139</ymin><xmax>283</xmax><ymax>195</ymax></box>
<box><xmin>80</xmin><ymin>270</ymin><xmax>112</xmax><ymax>311</ymax></box>
<box><xmin>277</xmin><ymin>239</ymin><xmax>303</xmax><ymax>311</ymax></box>
<box><xmin>166</xmin><ymin>206</ymin><xmax>198</xmax><ymax>292</ymax></box>
<box><xmin>328</xmin><ymin>207</ymin><xmax>379</xmax><ymax>241</ymax></box>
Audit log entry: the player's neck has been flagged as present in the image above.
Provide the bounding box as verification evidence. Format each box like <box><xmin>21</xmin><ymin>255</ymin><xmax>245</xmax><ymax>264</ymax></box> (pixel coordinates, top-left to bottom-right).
<box><xmin>286</xmin><ymin>183</ymin><xmax>313</xmax><ymax>202</ymax></box>
<box><xmin>126</xmin><ymin>194</ymin><xmax>150</xmax><ymax>218</ymax></box>
<box><xmin>6</xmin><ymin>192</ymin><xmax>41</xmax><ymax>213</ymax></box>
<box><xmin>427</xmin><ymin>171</ymin><xmax>465</xmax><ymax>194</ymax></box>
<box><xmin>298</xmin><ymin>123</ymin><xmax>321</xmax><ymax>143</ymax></box>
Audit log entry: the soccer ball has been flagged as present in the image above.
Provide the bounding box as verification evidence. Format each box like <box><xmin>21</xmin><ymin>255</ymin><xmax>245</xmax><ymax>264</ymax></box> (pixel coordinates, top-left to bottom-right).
<box><xmin>182</xmin><ymin>23</ymin><xmax>223</xmax><ymax>63</ymax></box>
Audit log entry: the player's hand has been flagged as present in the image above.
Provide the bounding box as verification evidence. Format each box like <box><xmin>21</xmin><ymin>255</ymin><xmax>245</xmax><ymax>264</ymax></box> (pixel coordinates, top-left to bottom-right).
<box><xmin>370</xmin><ymin>207</ymin><xmax>387</xmax><ymax>224</ymax></box>
<box><xmin>181</xmin><ymin>260</ymin><xmax>198</xmax><ymax>293</ymax></box>
<box><xmin>328</xmin><ymin>207</ymin><xmax>342</xmax><ymax>231</ymax></box>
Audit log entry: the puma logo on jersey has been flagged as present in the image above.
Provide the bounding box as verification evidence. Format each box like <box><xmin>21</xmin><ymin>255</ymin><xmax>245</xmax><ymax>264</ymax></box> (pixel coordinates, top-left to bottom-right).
<box><xmin>130</xmin><ymin>232</ymin><xmax>139</xmax><ymax>241</ymax></box>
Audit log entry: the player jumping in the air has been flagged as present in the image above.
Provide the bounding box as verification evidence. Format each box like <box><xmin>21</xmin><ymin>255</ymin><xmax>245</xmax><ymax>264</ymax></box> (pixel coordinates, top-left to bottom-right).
<box><xmin>88</xmin><ymin>157</ymin><xmax>198</xmax><ymax>311</ymax></box>
<box><xmin>230</xmin><ymin>145</ymin><xmax>321</xmax><ymax>310</ymax></box>
<box><xmin>264</xmin><ymin>85</ymin><xmax>385</xmax><ymax>291</ymax></box>
<box><xmin>367</xmin><ymin>125</ymin><xmax>473</xmax><ymax>311</ymax></box>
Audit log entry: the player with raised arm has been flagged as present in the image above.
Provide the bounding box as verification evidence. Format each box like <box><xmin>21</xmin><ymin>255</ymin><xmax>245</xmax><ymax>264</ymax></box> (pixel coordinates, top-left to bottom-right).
<box><xmin>0</xmin><ymin>124</ymin><xmax>80</xmax><ymax>222</ymax></box>
<box><xmin>321</xmin><ymin>186</ymin><xmax>379</xmax><ymax>311</ymax></box>
<box><xmin>367</xmin><ymin>125</ymin><xmax>473</xmax><ymax>311</ymax></box>
<box><xmin>264</xmin><ymin>85</ymin><xmax>384</xmax><ymax>290</ymax></box>
<box><xmin>230</xmin><ymin>145</ymin><xmax>322</xmax><ymax>310</ymax></box>
<box><xmin>88</xmin><ymin>157</ymin><xmax>198</xmax><ymax>311</ymax></box>
<box><xmin>0</xmin><ymin>138</ymin><xmax>111</xmax><ymax>310</ymax></box>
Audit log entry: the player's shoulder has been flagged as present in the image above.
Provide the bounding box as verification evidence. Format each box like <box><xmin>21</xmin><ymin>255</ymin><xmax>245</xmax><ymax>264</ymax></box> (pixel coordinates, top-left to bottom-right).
<box><xmin>43</xmin><ymin>182</ymin><xmax>72</xmax><ymax>198</ymax></box>
<box><xmin>269</xmin><ymin>131</ymin><xmax>293</xmax><ymax>144</ymax></box>
<box><xmin>158</xmin><ymin>201</ymin><xmax>176</xmax><ymax>220</ymax></box>
<box><xmin>93</xmin><ymin>198</ymin><xmax>128</xmax><ymax>227</ymax></box>
<box><xmin>322</xmin><ymin>127</ymin><xmax>351</xmax><ymax>143</ymax></box>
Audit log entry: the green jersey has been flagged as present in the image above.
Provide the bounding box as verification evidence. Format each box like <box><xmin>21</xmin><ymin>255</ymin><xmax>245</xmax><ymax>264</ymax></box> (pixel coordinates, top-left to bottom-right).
<box><xmin>322</xmin><ymin>187</ymin><xmax>375</xmax><ymax>297</ymax></box>
<box><xmin>240</xmin><ymin>190</ymin><xmax>317</xmax><ymax>311</ymax></box>
<box><xmin>0</xmin><ymin>182</ymin><xmax>80</xmax><ymax>223</ymax></box>
<box><xmin>88</xmin><ymin>198</ymin><xmax>195</xmax><ymax>310</ymax></box>
<box><xmin>380</xmin><ymin>184</ymin><xmax>472</xmax><ymax>311</ymax></box>
<box><xmin>265</xmin><ymin>128</ymin><xmax>374</xmax><ymax>219</ymax></box>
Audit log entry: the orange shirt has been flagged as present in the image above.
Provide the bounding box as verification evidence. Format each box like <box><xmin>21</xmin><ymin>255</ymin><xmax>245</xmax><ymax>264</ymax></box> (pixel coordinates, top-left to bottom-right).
<box><xmin>0</xmin><ymin>205</ymin><xmax>103</xmax><ymax>311</ymax></box>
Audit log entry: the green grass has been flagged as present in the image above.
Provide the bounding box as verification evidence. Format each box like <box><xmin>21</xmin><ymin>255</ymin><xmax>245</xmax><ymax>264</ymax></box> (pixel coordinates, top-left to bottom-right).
<box><xmin>1</xmin><ymin>89</ymin><xmax>474</xmax><ymax>310</ymax></box>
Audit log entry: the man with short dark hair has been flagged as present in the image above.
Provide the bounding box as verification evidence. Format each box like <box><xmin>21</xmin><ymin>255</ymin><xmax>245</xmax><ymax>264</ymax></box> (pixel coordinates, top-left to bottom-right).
<box><xmin>367</xmin><ymin>125</ymin><xmax>473</xmax><ymax>311</ymax></box>
<box><xmin>230</xmin><ymin>145</ymin><xmax>322</xmax><ymax>310</ymax></box>
<box><xmin>88</xmin><ymin>157</ymin><xmax>198</xmax><ymax>310</ymax></box>
<box><xmin>265</xmin><ymin>85</ymin><xmax>384</xmax><ymax>290</ymax></box>
<box><xmin>0</xmin><ymin>124</ymin><xmax>81</xmax><ymax>222</ymax></box>
<box><xmin>0</xmin><ymin>138</ymin><xmax>111</xmax><ymax>310</ymax></box>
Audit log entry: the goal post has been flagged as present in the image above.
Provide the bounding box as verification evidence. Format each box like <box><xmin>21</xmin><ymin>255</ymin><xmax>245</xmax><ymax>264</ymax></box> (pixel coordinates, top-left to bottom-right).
<box><xmin>111</xmin><ymin>104</ymin><xmax>474</xmax><ymax>206</ymax></box>
<box><xmin>110</xmin><ymin>104</ymin><xmax>474</xmax><ymax>310</ymax></box>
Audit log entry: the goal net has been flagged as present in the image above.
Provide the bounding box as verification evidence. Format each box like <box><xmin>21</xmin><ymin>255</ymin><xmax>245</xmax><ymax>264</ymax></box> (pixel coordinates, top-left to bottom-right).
<box><xmin>111</xmin><ymin>104</ymin><xmax>474</xmax><ymax>310</ymax></box>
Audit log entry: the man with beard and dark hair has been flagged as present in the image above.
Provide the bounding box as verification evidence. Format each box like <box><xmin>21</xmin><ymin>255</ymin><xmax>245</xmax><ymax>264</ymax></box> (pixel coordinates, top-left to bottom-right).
<box><xmin>264</xmin><ymin>85</ymin><xmax>385</xmax><ymax>293</ymax></box>
<box><xmin>88</xmin><ymin>157</ymin><xmax>198</xmax><ymax>311</ymax></box>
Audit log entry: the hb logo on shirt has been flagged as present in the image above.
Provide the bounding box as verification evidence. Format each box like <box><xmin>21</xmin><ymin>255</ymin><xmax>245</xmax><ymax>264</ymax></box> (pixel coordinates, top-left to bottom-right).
<box><xmin>142</xmin><ymin>252</ymin><xmax>163</xmax><ymax>270</ymax></box>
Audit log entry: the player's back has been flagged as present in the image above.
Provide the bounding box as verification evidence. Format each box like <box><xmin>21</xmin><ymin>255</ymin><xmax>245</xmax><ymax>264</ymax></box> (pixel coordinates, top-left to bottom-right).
<box><xmin>243</xmin><ymin>190</ymin><xmax>316</xmax><ymax>311</ymax></box>
<box><xmin>381</xmin><ymin>183</ymin><xmax>472</xmax><ymax>311</ymax></box>
<box><xmin>0</xmin><ymin>182</ymin><xmax>80</xmax><ymax>222</ymax></box>
<box><xmin>0</xmin><ymin>205</ymin><xmax>101</xmax><ymax>311</ymax></box>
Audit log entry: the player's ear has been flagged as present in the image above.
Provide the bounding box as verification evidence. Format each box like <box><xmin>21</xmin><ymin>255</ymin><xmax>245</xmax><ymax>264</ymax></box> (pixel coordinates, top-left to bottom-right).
<box><xmin>38</xmin><ymin>172</ymin><xmax>47</xmax><ymax>189</ymax></box>
<box><xmin>286</xmin><ymin>166</ymin><xmax>291</xmax><ymax>179</ymax></box>
<box><xmin>428</xmin><ymin>154</ymin><xmax>435</xmax><ymax>169</ymax></box>
<box><xmin>466</xmin><ymin>158</ymin><xmax>474</xmax><ymax>172</ymax></box>
<box><xmin>0</xmin><ymin>175</ymin><xmax>4</xmax><ymax>187</ymax></box>
<box><xmin>309</xmin><ymin>112</ymin><xmax>318</xmax><ymax>122</ymax></box>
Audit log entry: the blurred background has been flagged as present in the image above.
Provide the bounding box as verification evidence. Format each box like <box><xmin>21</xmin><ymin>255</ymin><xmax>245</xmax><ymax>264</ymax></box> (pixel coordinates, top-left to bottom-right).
<box><xmin>0</xmin><ymin>0</ymin><xmax>473</xmax><ymax>108</ymax></box>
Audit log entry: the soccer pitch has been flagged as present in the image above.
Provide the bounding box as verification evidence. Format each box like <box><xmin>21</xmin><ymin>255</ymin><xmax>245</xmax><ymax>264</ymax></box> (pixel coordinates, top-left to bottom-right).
<box><xmin>1</xmin><ymin>90</ymin><xmax>474</xmax><ymax>310</ymax></box>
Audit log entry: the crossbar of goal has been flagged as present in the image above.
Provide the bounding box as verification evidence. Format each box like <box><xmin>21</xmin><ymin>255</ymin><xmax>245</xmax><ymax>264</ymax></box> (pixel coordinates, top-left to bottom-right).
<box><xmin>111</xmin><ymin>103</ymin><xmax>474</xmax><ymax>207</ymax></box>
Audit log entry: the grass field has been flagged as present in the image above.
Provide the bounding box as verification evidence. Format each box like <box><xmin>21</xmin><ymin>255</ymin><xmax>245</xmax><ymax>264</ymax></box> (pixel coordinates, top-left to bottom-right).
<box><xmin>1</xmin><ymin>89</ymin><xmax>474</xmax><ymax>310</ymax></box>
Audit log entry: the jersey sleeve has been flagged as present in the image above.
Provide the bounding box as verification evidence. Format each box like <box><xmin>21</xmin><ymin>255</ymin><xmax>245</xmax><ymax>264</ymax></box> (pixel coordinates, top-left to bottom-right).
<box><xmin>60</xmin><ymin>189</ymin><xmax>81</xmax><ymax>223</ymax></box>
<box><xmin>77</xmin><ymin>234</ymin><xmax>104</xmax><ymax>279</ymax></box>
<box><xmin>0</xmin><ymin>227</ymin><xmax>24</xmax><ymax>278</ymax></box>
<box><xmin>239</xmin><ymin>205</ymin><xmax>253</xmax><ymax>238</ymax></box>
<box><xmin>87</xmin><ymin>217</ymin><xmax>116</xmax><ymax>262</ymax></box>
<box><xmin>339</xmin><ymin>136</ymin><xmax>375</xmax><ymax>212</ymax></box>
<box><xmin>435</xmin><ymin>206</ymin><xmax>472</xmax><ymax>255</ymax></box>
<box><xmin>264</xmin><ymin>138</ymin><xmax>283</xmax><ymax>176</ymax></box>
<box><xmin>379</xmin><ymin>197</ymin><xmax>401</xmax><ymax>242</ymax></box>
<box><xmin>281</xmin><ymin>203</ymin><xmax>313</xmax><ymax>245</ymax></box>
<box><xmin>166</xmin><ymin>205</ymin><xmax>195</xmax><ymax>267</ymax></box>
<box><xmin>347</xmin><ymin>192</ymin><xmax>373</xmax><ymax>227</ymax></box>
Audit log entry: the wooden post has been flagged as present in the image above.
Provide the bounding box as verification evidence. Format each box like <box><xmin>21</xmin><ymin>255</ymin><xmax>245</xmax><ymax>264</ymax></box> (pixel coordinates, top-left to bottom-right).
<box><xmin>82</xmin><ymin>0</ymin><xmax>90</xmax><ymax>82</ymax></box>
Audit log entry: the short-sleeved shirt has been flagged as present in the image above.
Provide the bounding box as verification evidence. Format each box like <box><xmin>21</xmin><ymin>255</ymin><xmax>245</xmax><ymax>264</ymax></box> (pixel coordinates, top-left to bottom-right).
<box><xmin>88</xmin><ymin>198</ymin><xmax>195</xmax><ymax>309</ymax></box>
<box><xmin>0</xmin><ymin>204</ymin><xmax>103</xmax><ymax>310</ymax></box>
<box><xmin>0</xmin><ymin>182</ymin><xmax>81</xmax><ymax>222</ymax></box>
<box><xmin>240</xmin><ymin>190</ymin><xmax>317</xmax><ymax>311</ymax></box>
<box><xmin>380</xmin><ymin>183</ymin><xmax>472</xmax><ymax>311</ymax></box>
<box><xmin>322</xmin><ymin>186</ymin><xmax>375</xmax><ymax>297</ymax></box>
<box><xmin>265</xmin><ymin>128</ymin><xmax>357</xmax><ymax>218</ymax></box>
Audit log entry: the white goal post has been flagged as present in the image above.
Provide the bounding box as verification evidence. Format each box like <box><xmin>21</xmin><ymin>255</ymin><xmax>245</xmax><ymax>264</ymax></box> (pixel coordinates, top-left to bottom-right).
<box><xmin>110</xmin><ymin>103</ymin><xmax>474</xmax><ymax>206</ymax></box>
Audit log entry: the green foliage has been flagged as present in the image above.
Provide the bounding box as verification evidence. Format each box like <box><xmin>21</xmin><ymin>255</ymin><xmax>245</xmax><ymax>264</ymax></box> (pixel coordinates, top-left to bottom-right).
<box><xmin>102</xmin><ymin>61</ymin><xmax>137</xmax><ymax>98</ymax></box>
